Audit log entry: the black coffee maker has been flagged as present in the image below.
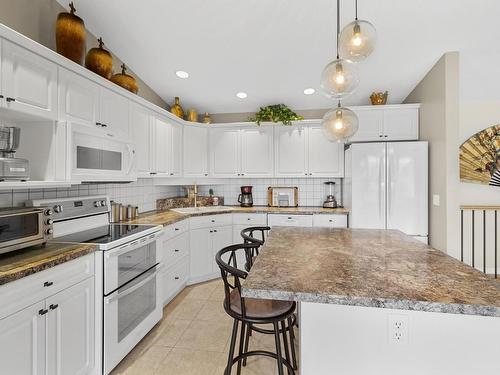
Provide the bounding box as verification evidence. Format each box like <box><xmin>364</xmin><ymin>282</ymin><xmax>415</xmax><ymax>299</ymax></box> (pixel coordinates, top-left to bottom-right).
<box><xmin>238</xmin><ymin>186</ymin><xmax>253</xmax><ymax>207</ymax></box>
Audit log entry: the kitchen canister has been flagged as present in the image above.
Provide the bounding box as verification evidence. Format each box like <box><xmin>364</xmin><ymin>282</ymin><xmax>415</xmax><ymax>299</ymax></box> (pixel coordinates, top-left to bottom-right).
<box><xmin>55</xmin><ymin>2</ymin><xmax>86</xmax><ymax>65</ymax></box>
<box><xmin>85</xmin><ymin>37</ymin><xmax>113</xmax><ymax>79</ymax></box>
<box><xmin>110</xmin><ymin>201</ymin><xmax>121</xmax><ymax>223</ymax></box>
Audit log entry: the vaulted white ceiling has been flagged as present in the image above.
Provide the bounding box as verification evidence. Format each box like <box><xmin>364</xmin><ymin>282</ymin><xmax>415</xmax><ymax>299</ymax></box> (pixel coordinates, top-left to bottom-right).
<box><xmin>62</xmin><ymin>0</ymin><xmax>499</xmax><ymax>113</ymax></box>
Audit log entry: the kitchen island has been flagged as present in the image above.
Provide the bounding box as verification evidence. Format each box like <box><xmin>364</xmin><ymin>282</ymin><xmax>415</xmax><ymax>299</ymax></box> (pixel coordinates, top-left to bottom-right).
<box><xmin>242</xmin><ymin>227</ymin><xmax>500</xmax><ymax>375</ymax></box>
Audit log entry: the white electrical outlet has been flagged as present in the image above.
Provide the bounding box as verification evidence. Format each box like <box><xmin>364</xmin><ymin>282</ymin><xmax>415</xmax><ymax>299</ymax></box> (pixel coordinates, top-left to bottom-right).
<box><xmin>432</xmin><ymin>194</ymin><xmax>440</xmax><ymax>206</ymax></box>
<box><xmin>388</xmin><ymin>314</ymin><xmax>409</xmax><ymax>344</ymax></box>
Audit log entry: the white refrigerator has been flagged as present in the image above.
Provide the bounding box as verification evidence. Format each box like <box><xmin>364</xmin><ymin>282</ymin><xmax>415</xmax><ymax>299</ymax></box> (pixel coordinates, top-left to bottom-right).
<box><xmin>346</xmin><ymin>141</ymin><xmax>428</xmax><ymax>243</ymax></box>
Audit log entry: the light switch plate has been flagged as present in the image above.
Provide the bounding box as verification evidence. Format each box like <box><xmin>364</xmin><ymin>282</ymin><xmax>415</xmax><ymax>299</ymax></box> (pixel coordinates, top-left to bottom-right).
<box><xmin>432</xmin><ymin>194</ymin><xmax>440</xmax><ymax>206</ymax></box>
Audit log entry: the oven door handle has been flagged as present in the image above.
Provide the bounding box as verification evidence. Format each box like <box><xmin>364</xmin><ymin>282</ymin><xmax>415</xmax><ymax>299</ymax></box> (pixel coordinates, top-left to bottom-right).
<box><xmin>105</xmin><ymin>230</ymin><xmax>162</xmax><ymax>259</ymax></box>
<box><xmin>105</xmin><ymin>264</ymin><xmax>163</xmax><ymax>304</ymax></box>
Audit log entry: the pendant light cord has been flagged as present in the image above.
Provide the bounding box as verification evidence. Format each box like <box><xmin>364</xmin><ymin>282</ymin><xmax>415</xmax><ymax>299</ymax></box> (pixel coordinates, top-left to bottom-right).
<box><xmin>336</xmin><ymin>0</ymin><xmax>340</xmax><ymax>59</ymax></box>
<box><xmin>355</xmin><ymin>0</ymin><xmax>358</xmax><ymax>20</ymax></box>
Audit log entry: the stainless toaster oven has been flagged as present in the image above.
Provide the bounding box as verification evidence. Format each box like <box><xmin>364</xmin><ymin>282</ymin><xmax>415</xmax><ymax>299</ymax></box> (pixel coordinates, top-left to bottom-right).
<box><xmin>0</xmin><ymin>207</ymin><xmax>53</xmax><ymax>254</ymax></box>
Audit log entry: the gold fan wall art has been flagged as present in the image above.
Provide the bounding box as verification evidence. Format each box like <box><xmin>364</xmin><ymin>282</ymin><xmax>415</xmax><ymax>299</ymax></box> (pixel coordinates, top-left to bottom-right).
<box><xmin>460</xmin><ymin>124</ymin><xmax>500</xmax><ymax>186</ymax></box>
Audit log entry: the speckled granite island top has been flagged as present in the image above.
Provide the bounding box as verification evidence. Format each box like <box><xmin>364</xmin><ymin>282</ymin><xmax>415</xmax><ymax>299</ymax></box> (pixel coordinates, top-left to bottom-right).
<box><xmin>241</xmin><ymin>227</ymin><xmax>500</xmax><ymax>317</ymax></box>
<box><xmin>0</xmin><ymin>243</ymin><xmax>95</xmax><ymax>286</ymax></box>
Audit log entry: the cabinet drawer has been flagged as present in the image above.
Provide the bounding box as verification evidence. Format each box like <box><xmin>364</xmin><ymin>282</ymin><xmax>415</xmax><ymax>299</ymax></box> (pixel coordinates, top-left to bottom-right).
<box><xmin>312</xmin><ymin>214</ymin><xmax>348</xmax><ymax>228</ymax></box>
<box><xmin>268</xmin><ymin>214</ymin><xmax>312</xmax><ymax>227</ymax></box>
<box><xmin>162</xmin><ymin>257</ymin><xmax>189</xmax><ymax>303</ymax></box>
<box><xmin>190</xmin><ymin>214</ymin><xmax>233</xmax><ymax>229</ymax></box>
<box><xmin>162</xmin><ymin>232</ymin><xmax>189</xmax><ymax>267</ymax></box>
<box><xmin>162</xmin><ymin>219</ymin><xmax>189</xmax><ymax>241</ymax></box>
<box><xmin>0</xmin><ymin>253</ymin><xmax>94</xmax><ymax>319</ymax></box>
<box><xmin>232</xmin><ymin>213</ymin><xmax>267</xmax><ymax>226</ymax></box>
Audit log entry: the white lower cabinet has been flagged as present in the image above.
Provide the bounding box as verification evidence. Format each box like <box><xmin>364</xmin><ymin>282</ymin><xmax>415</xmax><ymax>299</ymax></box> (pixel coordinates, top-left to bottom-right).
<box><xmin>162</xmin><ymin>257</ymin><xmax>189</xmax><ymax>304</ymax></box>
<box><xmin>46</xmin><ymin>277</ymin><xmax>95</xmax><ymax>375</ymax></box>
<box><xmin>312</xmin><ymin>214</ymin><xmax>348</xmax><ymax>228</ymax></box>
<box><xmin>0</xmin><ymin>255</ymin><xmax>95</xmax><ymax>375</ymax></box>
<box><xmin>268</xmin><ymin>214</ymin><xmax>313</xmax><ymax>227</ymax></box>
<box><xmin>0</xmin><ymin>300</ymin><xmax>46</xmax><ymax>375</ymax></box>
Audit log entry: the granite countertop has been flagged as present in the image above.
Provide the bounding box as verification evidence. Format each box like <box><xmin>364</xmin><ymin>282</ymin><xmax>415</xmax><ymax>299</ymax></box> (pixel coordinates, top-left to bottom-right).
<box><xmin>127</xmin><ymin>206</ymin><xmax>348</xmax><ymax>226</ymax></box>
<box><xmin>0</xmin><ymin>243</ymin><xmax>96</xmax><ymax>286</ymax></box>
<box><xmin>241</xmin><ymin>227</ymin><xmax>500</xmax><ymax>317</ymax></box>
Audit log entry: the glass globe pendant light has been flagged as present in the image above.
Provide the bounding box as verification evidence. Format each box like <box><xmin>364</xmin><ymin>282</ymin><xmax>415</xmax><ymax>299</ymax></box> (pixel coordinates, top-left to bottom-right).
<box><xmin>321</xmin><ymin>101</ymin><xmax>359</xmax><ymax>142</ymax></box>
<box><xmin>339</xmin><ymin>0</ymin><xmax>377</xmax><ymax>62</ymax></box>
<box><xmin>320</xmin><ymin>0</ymin><xmax>359</xmax><ymax>99</ymax></box>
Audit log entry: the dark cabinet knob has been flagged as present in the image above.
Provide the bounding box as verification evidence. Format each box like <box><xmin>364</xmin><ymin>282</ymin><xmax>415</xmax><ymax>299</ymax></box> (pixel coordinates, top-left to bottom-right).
<box><xmin>44</xmin><ymin>281</ymin><xmax>53</xmax><ymax>287</ymax></box>
<box><xmin>174</xmin><ymin>276</ymin><xmax>179</xmax><ymax>280</ymax></box>
<box><xmin>204</xmin><ymin>173</ymin><xmax>208</xmax><ymax>176</ymax></box>
<box><xmin>39</xmin><ymin>309</ymin><xmax>48</xmax><ymax>315</ymax></box>
<box><xmin>174</xmin><ymin>228</ymin><xmax>179</xmax><ymax>231</ymax></box>
<box><xmin>6</xmin><ymin>97</ymin><xmax>15</xmax><ymax>102</ymax></box>
<box><xmin>0</xmin><ymin>95</ymin><xmax>4</xmax><ymax>99</ymax></box>
<box><xmin>101</xmin><ymin>123</ymin><xmax>108</xmax><ymax>127</ymax></box>
<box><xmin>49</xmin><ymin>304</ymin><xmax>59</xmax><ymax>310</ymax></box>
<box><xmin>174</xmin><ymin>249</ymin><xmax>180</xmax><ymax>252</ymax></box>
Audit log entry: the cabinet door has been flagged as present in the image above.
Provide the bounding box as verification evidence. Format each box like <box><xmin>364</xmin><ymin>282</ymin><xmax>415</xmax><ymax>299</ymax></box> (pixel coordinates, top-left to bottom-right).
<box><xmin>307</xmin><ymin>125</ymin><xmax>344</xmax><ymax>177</ymax></box>
<box><xmin>275</xmin><ymin>126</ymin><xmax>308</xmax><ymax>176</ymax></box>
<box><xmin>183</xmin><ymin>126</ymin><xmax>208</xmax><ymax>177</ymax></box>
<box><xmin>46</xmin><ymin>277</ymin><xmax>94</xmax><ymax>375</ymax></box>
<box><xmin>154</xmin><ymin>118</ymin><xmax>170</xmax><ymax>175</ymax></box>
<box><xmin>0</xmin><ymin>300</ymin><xmax>46</xmax><ymax>375</ymax></box>
<box><xmin>240</xmin><ymin>126</ymin><xmax>274</xmax><ymax>177</ymax></box>
<box><xmin>99</xmin><ymin>88</ymin><xmax>130</xmax><ymax>139</ymax></box>
<box><xmin>58</xmin><ymin>68</ymin><xmax>99</xmax><ymax>126</ymax></box>
<box><xmin>170</xmin><ymin>121</ymin><xmax>182</xmax><ymax>176</ymax></box>
<box><xmin>349</xmin><ymin>109</ymin><xmax>383</xmax><ymax>142</ymax></box>
<box><xmin>383</xmin><ymin>108</ymin><xmax>418</xmax><ymax>141</ymax></box>
<box><xmin>130</xmin><ymin>104</ymin><xmax>153</xmax><ymax>176</ymax></box>
<box><xmin>1</xmin><ymin>40</ymin><xmax>57</xmax><ymax>120</ymax></box>
<box><xmin>210</xmin><ymin>128</ymin><xmax>240</xmax><ymax>177</ymax></box>
<box><xmin>189</xmin><ymin>228</ymin><xmax>213</xmax><ymax>280</ymax></box>
<box><xmin>212</xmin><ymin>226</ymin><xmax>234</xmax><ymax>273</ymax></box>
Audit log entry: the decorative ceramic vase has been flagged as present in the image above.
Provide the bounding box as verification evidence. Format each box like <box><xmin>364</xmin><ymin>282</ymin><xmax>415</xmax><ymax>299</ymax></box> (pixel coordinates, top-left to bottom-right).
<box><xmin>202</xmin><ymin>112</ymin><xmax>212</xmax><ymax>124</ymax></box>
<box><xmin>170</xmin><ymin>97</ymin><xmax>185</xmax><ymax>119</ymax></box>
<box><xmin>187</xmin><ymin>109</ymin><xmax>198</xmax><ymax>122</ymax></box>
<box><xmin>56</xmin><ymin>2</ymin><xmax>86</xmax><ymax>65</ymax></box>
<box><xmin>110</xmin><ymin>64</ymin><xmax>138</xmax><ymax>94</ymax></box>
<box><xmin>370</xmin><ymin>91</ymin><xmax>388</xmax><ymax>105</ymax></box>
<box><xmin>85</xmin><ymin>37</ymin><xmax>113</xmax><ymax>79</ymax></box>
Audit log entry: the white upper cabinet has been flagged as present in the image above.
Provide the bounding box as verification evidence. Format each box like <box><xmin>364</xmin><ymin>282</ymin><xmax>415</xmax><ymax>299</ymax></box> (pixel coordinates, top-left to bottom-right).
<box><xmin>99</xmin><ymin>87</ymin><xmax>130</xmax><ymax>140</ymax></box>
<box><xmin>1</xmin><ymin>40</ymin><xmax>57</xmax><ymax>120</ymax></box>
<box><xmin>240</xmin><ymin>126</ymin><xmax>274</xmax><ymax>177</ymax></box>
<box><xmin>275</xmin><ymin>125</ymin><xmax>308</xmax><ymax>176</ymax></box>
<box><xmin>210</xmin><ymin>127</ymin><xmax>240</xmax><ymax>177</ymax></box>
<box><xmin>307</xmin><ymin>125</ymin><xmax>344</xmax><ymax>177</ymax></box>
<box><xmin>183</xmin><ymin>125</ymin><xmax>209</xmax><ymax>177</ymax></box>
<box><xmin>170</xmin><ymin>121</ymin><xmax>182</xmax><ymax>176</ymax></box>
<box><xmin>350</xmin><ymin>105</ymin><xmax>419</xmax><ymax>142</ymax></box>
<box><xmin>154</xmin><ymin>116</ymin><xmax>182</xmax><ymax>176</ymax></box>
<box><xmin>154</xmin><ymin>117</ymin><xmax>170</xmax><ymax>175</ymax></box>
<box><xmin>58</xmin><ymin>67</ymin><xmax>99</xmax><ymax>125</ymax></box>
<box><xmin>383</xmin><ymin>107</ymin><xmax>419</xmax><ymax>141</ymax></box>
<box><xmin>130</xmin><ymin>104</ymin><xmax>153</xmax><ymax>176</ymax></box>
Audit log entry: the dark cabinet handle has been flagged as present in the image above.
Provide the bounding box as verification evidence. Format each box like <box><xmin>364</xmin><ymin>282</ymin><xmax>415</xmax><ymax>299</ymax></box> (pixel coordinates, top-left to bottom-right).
<box><xmin>204</xmin><ymin>173</ymin><xmax>208</xmax><ymax>176</ymax></box>
<box><xmin>213</xmin><ymin>229</ymin><xmax>218</xmax><ymax>233</ymax></box>
<box><xmin>150</xmin><ymin>172</ymin><xmax>157</xmax><ymax>175</ymax></box>
<box><xmin>384</xmin><ymin>135</ymin><xmax>388</xmax><ymax>137</ymax></box>
<box><xmin>44</xmin><ymin>281</ymin><xmax>53</xmax><ymax>287</ymax></box>
<box><xmin>6</xmin><ymin>97</ymin><xmax>15</xmax><ymax>102</ymax></box>
<box><xmin>209</xmin><ymin>230</ymin><xmax>213</xmax><ymax>233</ymax></box>
<box><xmin>174</xmin><ymin>249</ymin><xmax>180</xmax><ymax>252</ymax></box>
<box><xmin>0</xmin><ymin>95</ymin><xmax>3</xmax><ymax>99</ymax></box>
<box><xmin>211</xmin><ymin>220</ymin><xmax>215</xmax><ymax>223</ymax></box>
<box><xmin>170</xmin><ymin>173</ymin><xmax>174</xmax><ymax>176</ymax></box>
<box><xmin>39</xmin><ymin>309</ymin><xmax>48</xmax><ymax>315</ymax></box>
<box><xmin>49</xmin><ymin>304</ymin><xmax>59</xmax><ymax>310</ymax></box>
<box><xmin>101</xmin><ymin>123</ymin><xmax>108</xmax><ymax>127</ymax></box>
<box><xmin>174</xmin><ymin>228</ymin><xmax>179</xmax><ymax>231</ymax></box>
<box><xmin>174</xmin><ymin>276</ymin><xmax>179</xmax><ymax>280</ymax></box>
<box><xmin>96</xmin><ymin>122</ymin><xmax>102</xmax><ymax>126</ymax></box>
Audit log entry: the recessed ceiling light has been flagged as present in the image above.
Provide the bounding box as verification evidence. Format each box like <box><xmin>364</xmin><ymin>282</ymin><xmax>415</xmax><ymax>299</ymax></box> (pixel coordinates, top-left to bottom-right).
<box><xmin>236</xmin><ymin>92</ymin><xmax>248</xmax><ymax>99</ymax></box>
<box><xmin>303</xmin><ymin>88</ymin><xmax>315</xmax><ymax>95</ymax></box>
<box><xmin>175</xmin><ymin>70</ymin><xmax>189</xmax><ymax>79</ymax></box>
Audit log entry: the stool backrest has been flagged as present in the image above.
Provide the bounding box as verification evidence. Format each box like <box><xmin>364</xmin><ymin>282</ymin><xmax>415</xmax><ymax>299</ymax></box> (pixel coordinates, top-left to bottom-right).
<box><xmin>215</xmin><ymin>243</ymin><xmax>259</xmax><ymax>318</ymax></box>
<box><xmin>240</xmin><ymin>226</ymin><xmax>271</xmax><ymax>246</ymax></box>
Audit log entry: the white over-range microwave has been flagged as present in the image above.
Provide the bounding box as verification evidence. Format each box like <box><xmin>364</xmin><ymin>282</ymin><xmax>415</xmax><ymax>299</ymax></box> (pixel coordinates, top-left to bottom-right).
<box><xmin>69</xmin><ymin>123</ymin><xmax>137</xmax><ymax>183</ymax></box>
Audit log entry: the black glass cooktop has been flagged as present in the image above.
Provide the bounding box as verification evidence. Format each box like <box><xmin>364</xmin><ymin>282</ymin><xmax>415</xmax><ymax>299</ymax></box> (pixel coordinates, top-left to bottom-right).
<box><xmin>57</xmin><ymin>224</ymin><xmax>156</xmax><ymax>244</ymax></box>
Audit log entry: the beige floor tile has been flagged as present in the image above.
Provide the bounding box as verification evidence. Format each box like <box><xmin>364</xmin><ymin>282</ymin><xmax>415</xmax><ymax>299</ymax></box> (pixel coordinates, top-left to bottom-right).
<box><xmin>176</xmin><ymin>320</ymin><xmax>233</xmax><ymax>352</ymax></box>
<box><xmin>112</xmin><ymin>345</ymin><xmax>172</xmax><ymax>375</ymax></box>
<box><xmin>195</xmin><ymin>300</ymin><xmax>232</xmax><ymax>323</ymax></box>
<box><xmin>155</xmin><ymin>319</ymin><xmax>192</xmax><ymax>347</ymax></box>
<box><xmin>208</xmin><ymin>283</ymin><xmax>226</xmax><ymax>301</ymax></box>
<box><xmin>164</xmin><ymin>298</ymin><xmax>206</xmax><ymax>320</ymax></box>
<box><xmin>154</xmin><ymin>348</ymin><xmax>221</xmax><ymax>375</ymax></box>
<box><xmin>182</xmin><ymin>279</ymin><xmax>220</xmax><ymax>300</ymax></box>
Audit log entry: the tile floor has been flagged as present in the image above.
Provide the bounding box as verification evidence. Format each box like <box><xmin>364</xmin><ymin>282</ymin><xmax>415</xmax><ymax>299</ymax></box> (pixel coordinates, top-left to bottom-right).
<box><xmin>111</xmin><ymin>278</ymin><xmax>299</xmax><ymax>375</ymax></box>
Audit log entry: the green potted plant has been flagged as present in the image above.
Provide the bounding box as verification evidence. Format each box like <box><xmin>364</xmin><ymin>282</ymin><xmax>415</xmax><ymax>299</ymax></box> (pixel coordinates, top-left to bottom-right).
<box><xmin>249</xmin><ymin>104</ymin><xmax>304</xmax><ymax>126</ymax></box>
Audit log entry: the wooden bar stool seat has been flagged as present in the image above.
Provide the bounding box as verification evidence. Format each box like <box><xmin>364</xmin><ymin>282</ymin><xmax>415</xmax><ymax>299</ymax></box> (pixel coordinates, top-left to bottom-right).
<box><xmin>229</xmin><ymin>288</ymin><xmax>295</xmax><ymax>320</ymax></box>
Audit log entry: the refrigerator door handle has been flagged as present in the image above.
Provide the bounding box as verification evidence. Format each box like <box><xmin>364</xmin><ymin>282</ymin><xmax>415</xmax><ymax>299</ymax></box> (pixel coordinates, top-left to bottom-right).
<box><xmin>387</xmin><ymin>154</ymin><xmax>391</xmax><ymax>224</ymax></box>
<box><xmin>379</xmin><ymin>154</ymin><xmax>383</xmax><ymax>222</ymax></box>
